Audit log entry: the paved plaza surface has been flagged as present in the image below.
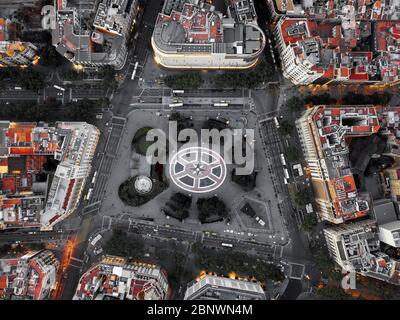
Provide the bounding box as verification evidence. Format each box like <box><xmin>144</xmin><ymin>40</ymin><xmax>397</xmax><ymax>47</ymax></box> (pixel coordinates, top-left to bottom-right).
<box><xmin>99</xmin><ymin>108</ymin><xmax>289</xmax><ymax>246</ymax></box>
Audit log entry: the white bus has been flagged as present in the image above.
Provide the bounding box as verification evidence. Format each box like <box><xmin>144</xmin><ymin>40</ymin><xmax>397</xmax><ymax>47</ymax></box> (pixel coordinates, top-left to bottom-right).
<box><xmin>90</xmin><ymin>234</ymin><xmax>102</xmax><ymax>246</ymax></box>
<box><xmin>86</xmin><ymin>188</ymin><xmax>93</xmax><ymax>201</ymax></box>
<box><xmin>280</xmin><ymin>153</ymin><xmax>286</xmax><ymax>166</ymax></box>
<box><xmin>274</xmin><ymin>117</ymin><xmax>280</xmax><ymax>128</ymax></box>
<box><xmin>221</xmin><ymin>243</ymin><xmax>233</xmax><ymax>248</ymax></box>
<box><xmin>169</xmin><ymin>102</ymin><xmax>183</xmax><ymax>108</ymax></box>
<box><xmin>172</xmin><ymin>90</ymin><xmax>184</xmax><ymax>95</ymax></box>
<box><xmin>53</xmin><ymin>85</ymin><xmax>65</xmax><ymax>92</ymax></box>
<box><xmin>91</xmin><ymin>171</ymin><xmax>98</xmax><ymax>184</ymax></box>
<box><xmin>283</xmin><ymin>168</ymin><xmax>290</xmax><ymax>179</ymax></box>
<box><xmin>131</xmin><ymin>61</ymin><xmax>139</xmax><ymax>80</ymax></box>
<box><xmin>14</xmin><ymin>86</ymin><xmax>22</xmax><ymax>90</ymax></box>
<box><xmin>214</xmin><ymin>103</ymin><xmax>228</xmax><ymax>107</ymax></box>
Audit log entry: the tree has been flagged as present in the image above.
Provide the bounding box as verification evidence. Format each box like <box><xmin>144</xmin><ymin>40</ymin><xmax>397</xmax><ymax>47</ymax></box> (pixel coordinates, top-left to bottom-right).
<box><xmin>294</xmin><ymin>189</ymin><xmax>311</xmax><ymax>207</ymax></box>
<box><xmin>232</xmin><ymin>170</ymin><xmax>257</xmax><ymax>191</ymax></box>
<box><xmin>38</xmin><ymin>44</ymin><xmax>65</xmax><ymax>68</ymax></box>
<box><xmin>285</xmin><ymin>146</ymin><xmax>299</xmax><ymax>162</ymax></box>
<box><xmin>192</xmin><ymin>247</ymin><xmax>285</xmax><ymax>283</ymax></box>
<box><xmin>131</xmin><ymin>127</ymin><xmax>154</xmax><ymax>155</ymax></box>
<box><xmin>170</xmin><ymin>192</ymin><xmax>192</xmax><ymax>208</ymax></box>
<box><xmin>66</xmin><ymin>98</ymin><xmax>96</xmax><ymax>122</ymax></box>
<box><xmin>99</xmin><ymin>66</ymin><xmax>118</xmax><ymax>89</ymax></box>
<box><xmin>317</xmin><ymin>286</ymin><xmax>353</xmax><ymax>300</ymax></box>
<box><xmin>212</xmin><ymin>61</ymin><xmax>274</xmax><ymax>89</ymax></box>
<box><xmin>278</xmin><ymin>120</ymin><xmax>293</xmax><ymax>136</ymax></box>
<box><xmin>17</xmin><ymin>68</ymin><xmax>45</xmax><ymax>90</ymax></box>
<box><xmin>342</xmin><ymin>92</ymin><xmax>392</xmax><ymax>105</ymax></box>
<box><xmin>164</xmin><ymin>73</ymin><xmax>203</xmax><ymax>89</ymax></box>
<box><xmin>301</xmin><ymin>213</ymin><xmax>318</xmax><ymax>232</ymax></box>
<box><xmin>118</xmin><ymin>175</ymin><xmax>168</xmax><ymax>207</ymax></box>
<box><xmin>197</xmin><ymin>196</ymin><xmax>228</xmax><ymax>223</ymax></box>
<box><xmin>169</xmin><ymin>112</ymin><xmax>193</xmax><ymax>132</ymax></box>
<box><xmin>286</xmin><ymin>96</ymin><xmax>304</xmax><ymax>113</ymax></box>
<box><xmin>304</xmin><ymin>93</ymin><xmax>336</xmax><ymax>105</ymax></box>
<box><xmin>104</xmin><ymin>230</ymin><xmax>144</xmax><ymax>259</ymax></box>
<box><xmin>0</xmin><ymin>101</ymin><xmax>53</xmax><ymax>122</ymax></box>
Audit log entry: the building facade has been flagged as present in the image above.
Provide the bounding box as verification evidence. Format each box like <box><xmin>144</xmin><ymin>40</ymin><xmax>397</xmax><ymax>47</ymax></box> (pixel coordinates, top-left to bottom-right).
<box><xmin>184</xmin><ymin>273</ymin><xmax>266</xmax><ymax>300</ymax></box>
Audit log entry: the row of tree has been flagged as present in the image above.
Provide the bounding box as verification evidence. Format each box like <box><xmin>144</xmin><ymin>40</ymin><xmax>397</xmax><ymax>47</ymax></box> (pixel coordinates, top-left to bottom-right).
<box><xmin>0</xmin><ymin>98</ymin><xmax>100</xmax><ymax>123</ymax></box>
<box><xmin>164</xmin><ymin>73</ymin><xmax>204</xmax><ymax>89</ymax></box>
<box><xmin>285</xmin><ymin>91</ymin><xmax>393</xmax><ymax>114</ymax></box>
<box><xmin>192</xmin><ymin>244</ymin><xmax>285</xmax><ymax>282</ymax></box>
<box><xmin>212</xmin><ymin>61</ymin><xmax>274</xmax><ymax>89</ymax></box>
<box><xmin>0</xmin><ymin>67</ymin><xmax>45</xmax><ymax>91</ymax></box>
<box><xmin>103</xmin><ymin>230</ymin><xmax>144</xmax><ymax>259</ymax></box>
<box><xmin>163</xmin><ymin>61</ymin><xmax>275</xmax><ymax>89</ymax></box>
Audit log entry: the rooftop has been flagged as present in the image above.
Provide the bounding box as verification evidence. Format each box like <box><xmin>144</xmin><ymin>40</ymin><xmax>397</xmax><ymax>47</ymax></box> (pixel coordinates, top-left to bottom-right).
<box><xmin>152</xmin><ymin>0</ymin><xmax>264</xmax><ymax>56</ymax></box>
<box><xmin>326</xmin><ymin>220</ymin><xmax>400</xmax><ymax>285</ymax></box>
<box><xmin>73</xmin><ymin>256</ymin><xmax>169</xmax><ymax>300</ymax></box>
<box><xmin>270</xmin><ymin>0</ymin><xmax>399</xmax><ymax>20</ymax></box>
<box><xmin>277</xmin><ymin>17</ymin><xmax>399</xmax><ymax>83</ymax></box>
<box><xmin>52</xmin><ymin>0</ymin><xmax>137</xmax><ymax>68</ymax></box>
<box><xmin>0</xmin><ymin>250</ymin><xmax>59</xmax><ymax>300</ymax></box>
<box><xmin>309</xmin><ymin>106</ymin><xmax>380</xmax><ymax>221</ymax></box>
<box><xmin>0</xmin><ymin>121</ymin><xmax>99</xmax><ymax>230</ymax></box>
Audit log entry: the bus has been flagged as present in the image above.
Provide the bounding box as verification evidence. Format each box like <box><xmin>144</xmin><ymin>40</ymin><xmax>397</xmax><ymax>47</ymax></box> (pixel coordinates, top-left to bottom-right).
<box><xmin>86</xmin><ymin>188</ymin><xmax>93</xmax><ymax>201</ymax></box>
<box><xmin>280</xmin><ymin>153</ymin><xmax>286</xmax><ymax>166</ymax></box>
<box><xmin>90</xmin><ymin>234</ymin><xmax>102</xmax><ymax>246</ymax></box>
<box><xmin>169</xmin><ymin>102</ymin><xmax>183</xmax><ymax>108</ymax></box>
<box><xmin>283</xmin><ymin>168</ymin><xmax>290</xmax><ymax>179</ymax></box>
<box><xmin>131</xmin><ymin>61</ymin><xmax>139</xmax><ymax>80</ymax></box>
<box><xmin>274</xmin><ymin>117</ymin><xmax>280</xmax><ymax>128</ymax></box>
<box><xmin>221</xmin><ymin>243</ymin><xmax>233</xmax><ymax>248</ymax></box>
<box><xmin>214</xmin><ymin>103</ymin><xmax>228</xmax><ymax>107</ymax></box>
<box><xmin>172</xmin><ymin>90</ymin><xmax>185</xmax><ymax>95</ymax></box>
<box><xmin>91</xmin><ymin>171</ymin><xmax>98</xmax><ymax>184</ymax></box>
<box><xmin>53</xmin><ymin>85</ymin><xmax>65</xmax><ymax>92</ymax></box>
